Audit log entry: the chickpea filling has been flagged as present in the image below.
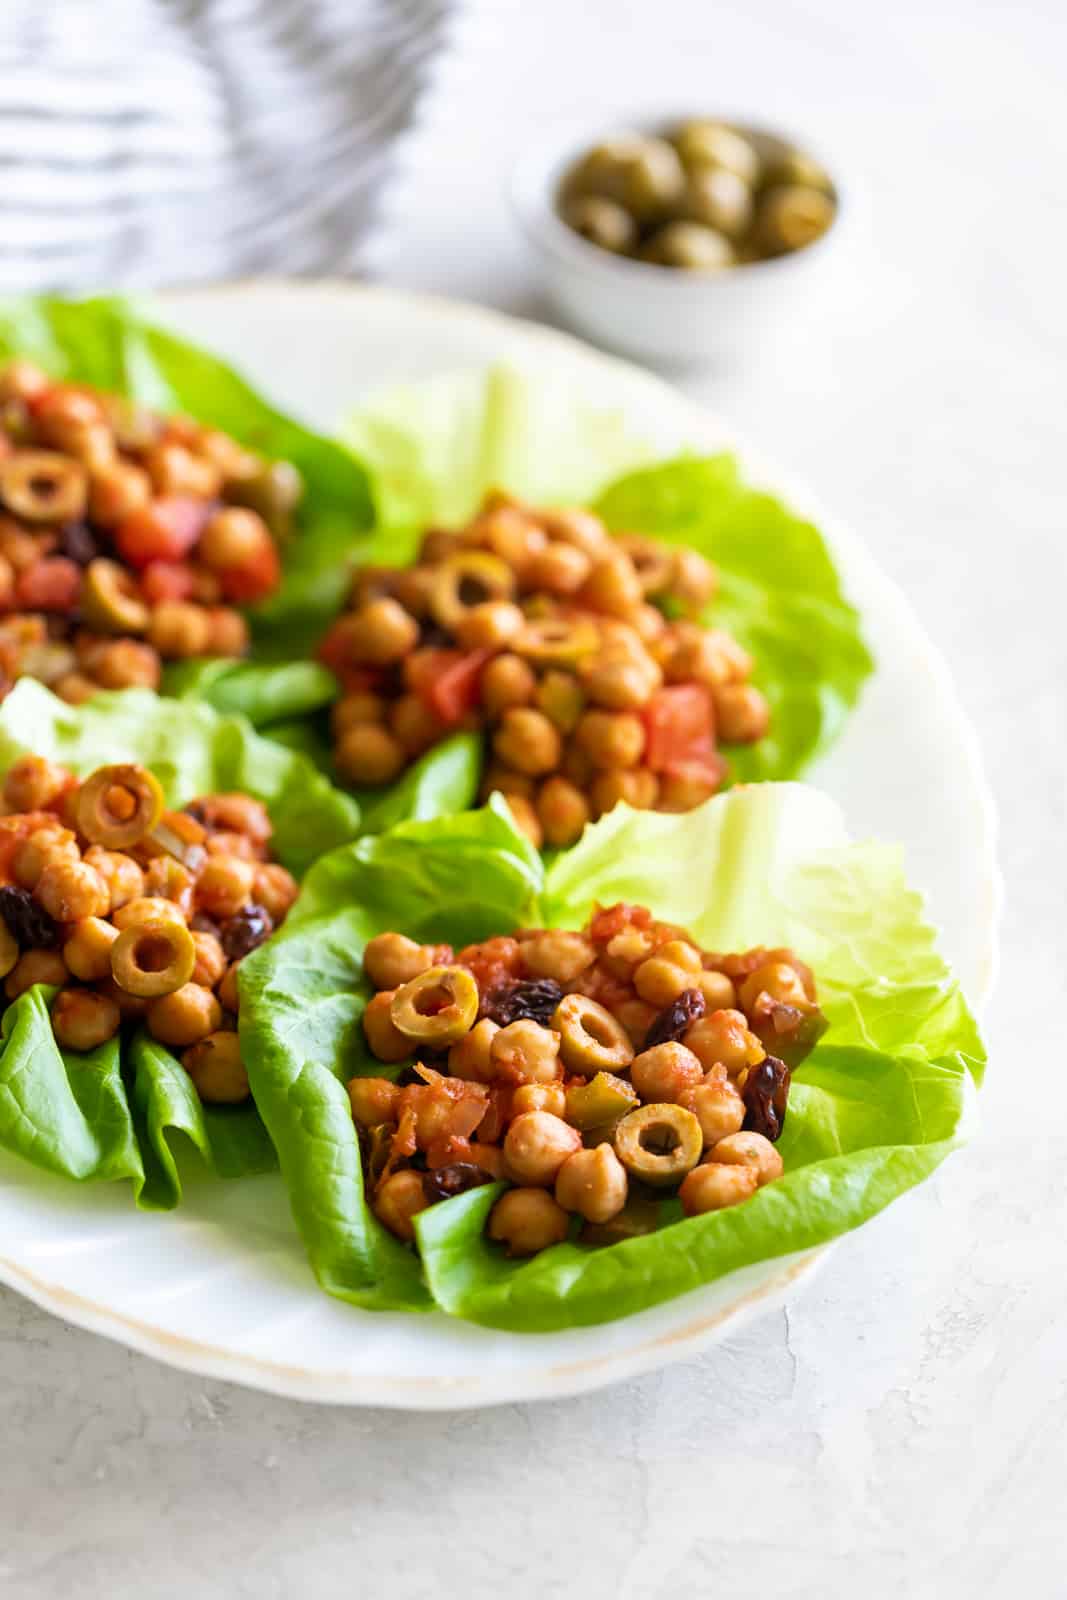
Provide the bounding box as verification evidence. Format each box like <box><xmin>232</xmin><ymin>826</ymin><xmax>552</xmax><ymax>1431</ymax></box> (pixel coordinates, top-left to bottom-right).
<box><xmin>352</xmin><ymin>904</ymin><xmax>828</xmax><ymax>1255</ymax></box>
<box><xmin>0</xmin><ymin>360</ymin><xmax>302</xmax><ymax>704</ymax></box>
<box><xmin>322</xmin><ymin>490</ymin><xmax>772</xmax><ymax>842</ymax></box>
<box><xmin>0</xmin><ymin>753</ymin><xmax>301</xmax><ymax>1101</ymax></box>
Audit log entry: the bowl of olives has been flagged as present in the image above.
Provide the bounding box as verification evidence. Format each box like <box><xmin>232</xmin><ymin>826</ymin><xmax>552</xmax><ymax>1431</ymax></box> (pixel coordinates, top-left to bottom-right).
<box><xmin>512</xmin><ymin>115</ymin><xmax>842</xmax><ymax>366</ymax></box>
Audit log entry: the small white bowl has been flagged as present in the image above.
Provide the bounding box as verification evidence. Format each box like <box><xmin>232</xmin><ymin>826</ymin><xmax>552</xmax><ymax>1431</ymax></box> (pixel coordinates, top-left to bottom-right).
<box><xmin>511</xmin><ymin>113</ymin><xmax>847</xmax><ymax>368</ymax></box>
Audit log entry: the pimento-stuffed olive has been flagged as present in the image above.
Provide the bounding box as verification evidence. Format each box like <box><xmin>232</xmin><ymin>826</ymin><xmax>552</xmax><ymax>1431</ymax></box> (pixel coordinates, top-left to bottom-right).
<box><xmin>348</xmin><ymin>900</ymin><xmax>827</xmax><ymax>1254</ymax></box>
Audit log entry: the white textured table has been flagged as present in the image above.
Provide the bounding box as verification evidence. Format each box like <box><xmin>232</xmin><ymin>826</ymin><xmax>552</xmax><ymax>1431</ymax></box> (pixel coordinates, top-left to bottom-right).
<box><xmin>2</xmin><ymin>3</ymin><xmax>1064</xmax><ymax>1596</ymax></box>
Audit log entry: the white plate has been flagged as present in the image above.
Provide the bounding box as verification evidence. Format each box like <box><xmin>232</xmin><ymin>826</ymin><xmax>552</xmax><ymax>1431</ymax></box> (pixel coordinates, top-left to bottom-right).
<box><xmin>0</xmin><ymin>282</ymin><xmax>1000</xmax><ymax>1408</ymax></box>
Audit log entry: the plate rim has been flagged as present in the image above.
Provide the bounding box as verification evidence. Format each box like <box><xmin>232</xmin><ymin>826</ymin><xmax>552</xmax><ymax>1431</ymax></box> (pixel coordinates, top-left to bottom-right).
<box><xmin>0</xmin><ymin>279</ymin><xmax>1002</xmax><ymax>1408</ymax></box>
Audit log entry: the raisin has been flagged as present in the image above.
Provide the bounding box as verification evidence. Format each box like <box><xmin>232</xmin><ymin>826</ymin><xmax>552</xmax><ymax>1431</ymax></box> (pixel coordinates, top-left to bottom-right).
<box><xmin>643</xmin><ymin>987</ymin><xmax>706</xmax><ymax>1050</ymax></box>
<box><xmin>56</xmin><ymin>521</ymin><xmax>100</xmax><ymax>566</ymax></box>
<box><xmin>219</xmin><ymin>903</ymin><xmax>274</xmax><ymax>960</ymax></box>
<box><xmin>480</xmin><ymin>977</ymin><xmax>563</xmax><ymax>1028</ymax></box>
<box><xmin>183</xmin><ymin>802</ymin><xmax>209</xmax><ymax>825</ymax></box>
<box><xmin>741</xmin><ymin>1054</ymin><xmax>791</xmax><ymax>1142</ymax></box>
<box><xmin>421</xmin><ymin>1163</ymin><xmax>494</xmax><ymax>1204</ymax></box>
<box><xmin>190</xmin><ymin>912</ymin><xmax>222</xmax><ymax>937</ymax></box>
<box><xmin>0</xmin><ymin>885</ymin><xmax>58</xmax><ymax>949</ymax></box>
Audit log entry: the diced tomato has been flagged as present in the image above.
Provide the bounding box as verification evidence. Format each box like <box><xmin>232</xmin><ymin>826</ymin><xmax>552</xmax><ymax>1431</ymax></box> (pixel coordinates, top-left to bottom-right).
<box><xmin>141</xmin><ymin>562</ymin><xmax>196</xmax><ymax>604</ymax></box>
<box><xmin>476</xmin><ymin>1086</ymin><xmax>515</xmax><ymax>1145</ymax></box>
<box><xmin>114</xmin><ymin>497</ymin><xmax>211</xmax><ymax>568</ymax></box>
<box><xmin>424</xmin><ymin>1134</ymin><xmax>474</xmax><ymax>1170</ymax></box>
<box><xmin>457</xmin><ymin>935</ymin><xmax>522</xmax><ymax>992</ymax></box>
<box><xmin>217</xmin><ymin>542</ymin><xmax>281</xmax><ymax>604</ymax></box>
<box><xmin>14</xmin><ymin>557</ymin><xmax>81</xmax><ymax>613</ymax></box>
<box><xmin>642</xmin><ymin>684</ymin><xmax>716</xmax><ymax>773</ymax></box>
<box><xmin>589</xmin><ymin>902</ymin><xmax>653</xmax><ymax>945</ymax></box>
<box><xmin>412</xmin><ymin>648</ymin><xmax>490</xmax><ymax>725</ymax></box>
<box><xmin>0</xmin><ymin>811</ymin><xmax>61</xmax><ymax>882</ymax></box>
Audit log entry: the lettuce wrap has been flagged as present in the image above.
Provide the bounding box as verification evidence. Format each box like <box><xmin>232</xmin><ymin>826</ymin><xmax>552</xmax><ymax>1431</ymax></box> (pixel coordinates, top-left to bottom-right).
<box><xmin>0</xmin><ymin>294</ymin><xmax>374</xmax><ymax>727</ymax></box>
<box><xmin>239</xmin><ymin>784</ymin><xmax>983</xmax><ymax>1328</ymax></box>
<box><xmin>0</xmin><ymin>679</ymin><xmax>362</xmax><ymax>1209</ymax></box>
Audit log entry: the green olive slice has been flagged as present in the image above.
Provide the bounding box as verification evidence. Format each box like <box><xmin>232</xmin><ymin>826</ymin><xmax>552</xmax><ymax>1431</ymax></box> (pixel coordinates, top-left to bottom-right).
<box><xmin>389</xmin><ymin>965</ymin><xmax>479</xmax><ymax>1046</ymax></box>
<box><xmin>111</xmin><ymin>919</ymin><xmax>196</xmax><ymax>998</ymax></box>
<box><xmin>513</xmin><ymin>616</ymin><xmax>600</xmax><ymax>667</ymax></box>
<box><xmin>565</xmin><ymin>1071</ymin><xmax>639</xmax><ymax>1131</ymax></box>
<box><xmin>80</xmin><ymin>559</ymin><xmax>150</xmax><ymax>634</ymax></box>
<box><xmin>76</xmin><ymin>763</ymin><xmax>165</xmax><ymax>849</ymax></box>
<box><xmin>0</xmin><ymin>449</ymin><xmax>87</xmax><ymax>523</ymax></box>
<box><xmin>429</xmin><ymin>551</ymin><xmax>514</xmax><ymax>631</ymax></box>
<box><xmin>552</xmin><ymin>993</ymin><xmax>634</xmax><ymax>1074</ymax></box>
<box><xmin>613</xmin><ymin>1103</ymin><xmax>703</xmax><ymax>1187</ymax></box>
<box><xmin>614</xmin><ymin>537</ymin><xmax>675</xmax><ymax>598</ymax></box>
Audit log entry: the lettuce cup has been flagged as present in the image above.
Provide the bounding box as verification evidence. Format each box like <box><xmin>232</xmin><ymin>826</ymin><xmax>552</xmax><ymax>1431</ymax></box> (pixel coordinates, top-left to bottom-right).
<box><xmin>0</xmin><ymin>295</ymin><xmax>374</xmax><ymax>728</ymax></box>
<box><xmin>314</xmin><ymin>365</ymin><xmax>873</xmax><ymax>838</ymax></box>
<box><xmin>240</xmin><ymin>785</ymin><xmax>984</xmax><ymax>1329</ymax></box>
<box><xmin>0</xmin><ymin>679</ymin><xmax>361</xmax><ymax>1208</ymax></box>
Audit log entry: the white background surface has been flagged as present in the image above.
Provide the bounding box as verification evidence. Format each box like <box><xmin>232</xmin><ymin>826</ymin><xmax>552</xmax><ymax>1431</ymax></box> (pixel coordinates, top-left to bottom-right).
<box><xmin>2</xmin><ymin>2</ymin><xmax>1064</xmax><ymax>1596</ymax></box>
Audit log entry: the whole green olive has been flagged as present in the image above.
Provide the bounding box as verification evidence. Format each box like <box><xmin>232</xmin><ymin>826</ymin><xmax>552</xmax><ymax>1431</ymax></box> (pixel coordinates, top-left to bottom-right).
<box><xmin>759</xmin><ymin>146</ymin><xmax>835</xmax><ymax>196</ymax></box>
<box><xmin>560</xmin><ymin>195</ymin><xmax>638</xmax><ymax>255</ymax></box>
<box><xmin>640</xmin><ymin>221</ymin><xmax>734</xmax><ymax>272</ymax></box>
<box><xmin>563</xmin><ymin>136</ymin><xmax>685</xmax><ymax>223</ymax></box>
<box><xmin>756</xmin><ymin>185</ymin><xmax>836</xmax><ymax>254</ymax></box>
<box><xmin>672</xmin><ymin>120</ymin><xmax>760</xmax><ymax>185</ymax></box>
<box><xmin>681</xmin><ymin>167</ymin><xmax>753</xmax><ymax>240</ymax></box>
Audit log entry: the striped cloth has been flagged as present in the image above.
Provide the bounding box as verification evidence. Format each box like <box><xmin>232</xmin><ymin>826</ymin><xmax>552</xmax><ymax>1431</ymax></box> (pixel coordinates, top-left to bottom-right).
<box><xmin>0</xmin><ymin>0</ymin><xmax>452</xmax><ymax>291</ymax></box>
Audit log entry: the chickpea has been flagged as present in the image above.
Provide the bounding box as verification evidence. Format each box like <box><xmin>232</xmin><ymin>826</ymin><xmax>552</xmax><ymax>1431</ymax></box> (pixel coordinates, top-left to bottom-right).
<box><xmin>63</xmin><ymin>916</ymin><xmax>119</xmax><ymax>982</ymax></box>
<box><xmin>197</xmin><ymin>507</ymin><xmax>271</xmax><ymax>571</ymax></box>
<box><xmin>491</xmin><ymin>1019</ymin><xmax>562</xmax><ymax>1085</ymax></box>
<box><xmin>390</xmin><ymin>566</ymin><xmax>435</xmax><ymax>618</ymax></box>
<box><xmin>488</xmin><ymin>1186</ymin><xmax>567</xmax><ymax>1255</ymax></box>
<box><xmin>13</xmin><ymin>826</ymin><xmax>78</xmax><ymax>891</ymax></box>
<box><xmin>190</xmin><ymin>931</ymin><xmax>227</xmax><ymax>989</ymax></box>
<box><xmin>480</xmin><ymin>763</ymin><xmax>534</xmax><ymax>804</ymax></box>
<box><xmin>454</xmin><ymin>600</ymin><xmax>524</xmax><ymax>651</ymax></box>
<box><xmin>195</xmin><ymin>855</ymin><xmax>254</xmax><ymax>919</ymax></box>
<box><xmin>582</xmin><ymin>654</ymin><xmax>659</xmax><ymax>711</ymax></box>
<box><xmin>83</xmin><ymin>847</ymin><xmax>144</xmax><ymax>911</ymax></box>
<box><xmin>51</xmin><ymin>988</ymin><xmax>121</xmax><ymax>1052</ymax></box>
<box><xmin>678</xmin><ymin>1065</ymin><xmax>746</xmax><ymax>1146</ymax></box>
<box><xmin>0</xmin><ymin>358</ymin><xmax>49</xmax><ymax>401</ymax></box>
<box><xmin>539</xmin><ymin>507</ymin><xmax>610</xmax><ymax>557</ymax></box>
<box><xmin>143</xmin><ymin>858</ymin><xmax>196</xmax><ymax>914</ymax></box>
<box><xmin>630</xmin><ymin>1041</ymin><xmax>704</xmax><ymax>1103</ymax></box>
<box><xmin>536</xmin><ymin>775</ymin><xmax>590</xmax><ymax>849</ymax></box>
<box><xmin>480</xmin><ymin>653</ymin><xmax>537</xmax><ymax>717</ymax></box>
<box><xmin>555</xmin><ymin>1143</ymin><xmax>628</xmax><ymax>1224</ymax></box>
<box><xmin>145</xmin><ymin>440</ymin><xmax>221</xmax><ymax>499</ymax></box>
<box><xmin>714</xmin><ymin>683</ymin><xmax>771</xmax><ymax>743</ymax></box>
<box><xmin>575</xmin><ymin>709</ymin><xmax>645</xmax><ymax>770</ymax></box>
<box><xmin>580</xmin><ymin>553</ymin><xmax>644</xmax><ymax>619</ymax></box>
<box><xmin>521</xmin><ymin>542</ymin><xmax>592</xmax><ymax>595</ymax></box>
<box><xmin>512</xmin><ymin>1082</ymin><xmax>567</xmax><ymax>1118</ymax></box>
<box><xmin>3</xmin><ymin>753</ymin><xmax>69</xmax><ymax>812</ymax></box>
<box><xmin>349</xmin><ymin>598</ymin><xmax>420</xmax><ymax>666</ymax></box>
<box><xmin>252</xmin><ymin>864</ymin><xmax>298</xmax><ymax>922</ymax></box>
<box><xmin>536</xmin><ymin>671</ymin><xmax>585</xmax><ymax>734</ymax></box>
<box><xmin>679</xmin><ymin>1161</ymin><xmax>759</xmax><ymax>1216</ymax></box>
<box><xmin>467</xmin><ymin>1141</ymin><xmax>506</xmax><ymax>1179</ymax></box>
<box><xmin>710</xmin><ymin>1130</ymin><xmax>784</xmax><ymax>1186</ymax></box>
<box><xmin>364</xmin><ymin>932</ymin><xmax>435</xmax><ymax>991</ymax></box>
<box><xmin>332</xmin><ymin>691</ymin><xmax>386</xmax><ymax>735</ymax></box>
<box><xmin>217</xmin><ymin>961</ymin><xmax>242</xmax><ymax>1014</ymax></box>
<box><xmin>504</xmin><ymin>1111</ymin><xmax>581</xmax><ymax>1186</ymax></box>
<box><xmin>492</xmin><ymin>708</ymin><xmax>561</xmax><ymax>778</ymax></box>
<box><xmin>374</xmin><ymin>1169</ymin><xmax>428</xmax><ymax>1242</ymax></box>
<box><xmin>633</xmin><ymin>604</ymin><xmax>667</xmax><ymax>644</ymax></box>
<box><xmin>658</xmin><ymin>763</ymin><xmax>723</xmax><ymax>812</ymax></box>
<box><xmin>362</xmin><ymin>989</ymin><xmax>412</xmax><ymax>1063</ymax></box>
<box><xmin>347</xmin><ymin>1075</ymin><xmax>400</xmax><ymax>1127</ymax></box>
<box><xmin>738</xmin><ymin>961</ymin><xmax>808</xmax><ymax>1014</ymax></box>
<box><xmin>205</xmin><ymin>830</ymin><xmax>257</xmax><ymax>862</ymax></box>
<box><xmin>589</xmin><ymin>768</ymin><xmax>659</xmax><ymax>817</ymax></box>
<box><xmin>662</xmin><ymin>629</ymin><xmax>734</xmax><ymax>688</ymax></box>
<box><xmin>615</xmin><ymin>996</ymin><xmax>658</xmax><ymax>1047</ymax></box>
<box><xmin>472</xmin><ymin>505</ymin><xmax>547</xmax><ymax>567</ymax></box>
<box><xmin>519</xmin><ymin>930</ymin><xmax>595</xmax><ymax>984</ymax></box>
<box><xmin>633</xmin><ymin>956</ymin><xmax>693</xmax><ymax>1009</ymax></box>
<box><xmin>54</xmin><ymin>673</ymin><xmax>100</xmax><ymax>707</ymax></box>
<box><xmin>694</xmin><ymin>969</ymin><xmax>736</xmax><ymax>1010</ymax></box>
<box><xmin>561</xmin><ymin>742</ymin><xmax>594</xmax><ymax>788</ymax></box>
<box><xmin>336</xmin><ymin>724</ymin><xmax>407</xmax><ymax>787</ymax></box>
<box><xmin>148</xmin><ymin>602</ymin><xmax>212</xmax><ymax>659</ymax></box>
<box><xmin>7</xmin><ymin>949</ymin><xmax>68</xmax><ymax>999</ymax></box>
<box><xmin>391</xmin><ymin>694</ymin><xmax>446</xmax><ymax>757</ymax></box>
<box><xmin>448</xmin><ymin>1018</ymin><xmax>499</xmax><ymax>1084</ymax></box>
<box><xmin>113</xmin><ymin>896</ymin><xmax>187</xmax><ymax>932</ymax></box>
<box><xmin>419</xmin><ymin>528</ymin><xmax>459</xmax><ymax>564</ymax></box>
<box><xmin>601</xmin><ymin>927</ymin><xmax>655</xmax><ymax>978</ymax></box>
<box><xmin>684</xmin><ymin>1009</ymin><xmax>765</xmax><ymax>1075</ymax></box>
<box><xmin>147</xmin><ymin>983</ymin><xmax>222</xmax><ymax>1048</ymax></box>
<box><xmin>205</xmin><ymin>606</ymin><xmax>248</xmax><ymax>657</ymax></box>
<box><xmin>656</xmin><ymin>939</ymin><xmax>702</xmax><ymax>972</ymax></box>
<box><xmin>183</xmin><ymin>1031</ymin><xmax>250</xmax><ymax>1104</ymax></box>
<box><xmin>87</xmin><ymin>639</ymin><xmax>161</xmax><ymax>690</ymax></box>
<box><xmin>671</xmin><ymin>548</ymin><xmax>718</xmax><ymax>610</ymax></box>
<box><xmin>197</xmin><ymin>793</ymin><xmax>272</xmax><ymax>843</ymax></box>
<box><xmin>502</xmin><ymin>794</ymin><xmax>543</xmax><ymax>849</ymax></box>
